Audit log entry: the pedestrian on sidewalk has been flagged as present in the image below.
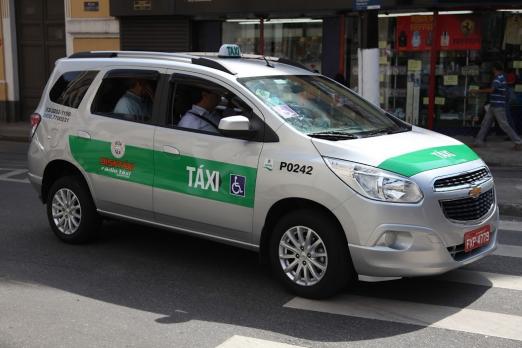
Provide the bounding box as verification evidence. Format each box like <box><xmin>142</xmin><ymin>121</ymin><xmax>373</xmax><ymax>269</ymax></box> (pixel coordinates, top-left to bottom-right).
<box><xmin>471</xmin><ymin>62</ymin><xmax>522</xmax><ymax>151</ymax></box>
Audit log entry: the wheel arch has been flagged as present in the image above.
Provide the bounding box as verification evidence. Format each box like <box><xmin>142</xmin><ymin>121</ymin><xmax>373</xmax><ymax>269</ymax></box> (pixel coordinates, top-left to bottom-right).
<box><xmin>41</xmin><ymin>160</ymin><xmax>92</xmax><ymax>204</ymax></box>
<box><xmin>259</xmin><ymin>197</ymin><xmax>347</xmax><ymax>264</ymax></box>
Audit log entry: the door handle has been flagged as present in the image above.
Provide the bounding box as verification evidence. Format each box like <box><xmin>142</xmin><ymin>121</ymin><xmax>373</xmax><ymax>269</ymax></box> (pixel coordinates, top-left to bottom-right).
<box><xmin>77</xmin><ymin>130</ymin><xmax>91</xmax><ymax>139</ymax></box>
<box><xmin>163</xmin><ymin>145</ymin><xmax>180</xmax><ymax>156</ymax></box>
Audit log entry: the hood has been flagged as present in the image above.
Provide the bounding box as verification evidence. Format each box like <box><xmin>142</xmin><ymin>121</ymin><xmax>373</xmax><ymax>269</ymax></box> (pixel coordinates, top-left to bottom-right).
<box><xmin>312</xmin><ymin>126</ymin><xmax>480</xmax><ymax>177</ymax></box>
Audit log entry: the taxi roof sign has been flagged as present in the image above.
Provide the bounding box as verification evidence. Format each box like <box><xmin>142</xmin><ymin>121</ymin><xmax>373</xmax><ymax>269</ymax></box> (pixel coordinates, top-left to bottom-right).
<box><xmin>218</xmin><ymin>44</ymin><xmax>242</xmax><ymax>58</ymax></box>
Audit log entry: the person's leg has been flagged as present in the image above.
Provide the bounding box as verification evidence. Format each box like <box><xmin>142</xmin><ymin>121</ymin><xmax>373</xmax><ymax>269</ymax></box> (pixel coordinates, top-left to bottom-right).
<box><xmin>474</xmin><ymin>106</ymin><xmax>495</xmax><ymax>145</ymax></box>
<box><xmin>492</xmin><ymin>107</ymin><xmax>522</xmax><ymax>145</ymax></box>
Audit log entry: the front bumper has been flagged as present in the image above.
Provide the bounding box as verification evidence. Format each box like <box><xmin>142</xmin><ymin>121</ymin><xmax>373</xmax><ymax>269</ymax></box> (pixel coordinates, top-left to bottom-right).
<box><xmin>349</xmin><ymin>205</ymin><xmax>498</xmax><ymax>277</ymax></box>
<box><xmin>332</xmin><ymin>159</ymin><xmax>499</xmax><ymax>278</ymax></box>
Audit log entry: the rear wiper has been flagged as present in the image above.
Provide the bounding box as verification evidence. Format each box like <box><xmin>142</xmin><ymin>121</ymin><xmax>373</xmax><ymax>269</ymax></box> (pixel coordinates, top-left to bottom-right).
<box><xmin>308</xmin><ymin>131</ymin><xmax>360</xmax><ymax>140</ymax></box>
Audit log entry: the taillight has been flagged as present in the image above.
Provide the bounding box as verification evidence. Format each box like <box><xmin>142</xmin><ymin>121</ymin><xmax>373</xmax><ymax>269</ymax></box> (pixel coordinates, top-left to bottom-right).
<box><xmin>30</xmin><ymin>113</ymin><xmax>41</xmax><ymax>138</ymax></box>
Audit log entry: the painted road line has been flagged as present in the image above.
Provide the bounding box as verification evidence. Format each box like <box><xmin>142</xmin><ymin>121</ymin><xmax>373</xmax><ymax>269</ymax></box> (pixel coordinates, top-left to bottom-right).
<box><xmin>216</xmin><ymin>335</ymin><xmax>306</xmax><ymax>348</ymax></box>
<box><xmin>438</xmin><ymin>270</ymin><xmax>522</xmax><ymax>291</ymax></box>
<box><xmin>0</xmin><ymin>168</ymin><xmax>29</xmax><ymax>184</ymax></box>
<box><xmin>284</xmin><ymin>295</ymin><xmax>522</xmax><ymax>342</ymax></box>
<box><xmin>500</xmin><ymin>220</ymin><xmax>522</xmax><ymax>232</ymax></box>
<box><xmin>494</xmin><ymin>244</ymin><xmax>522</xmax><ymax>258</ymax></box>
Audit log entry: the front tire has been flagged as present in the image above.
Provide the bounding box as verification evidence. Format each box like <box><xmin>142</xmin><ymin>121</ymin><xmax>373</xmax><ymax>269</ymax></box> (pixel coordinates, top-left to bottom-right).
<box><xmin>269</xmin><ymin>209</ymin><xmax>354</xmax><ymax>299</ymax></box>
<box><xmin>46</xmin><ymin>176</ymin><xmax>101</xmax><ymax>244</ymax></box>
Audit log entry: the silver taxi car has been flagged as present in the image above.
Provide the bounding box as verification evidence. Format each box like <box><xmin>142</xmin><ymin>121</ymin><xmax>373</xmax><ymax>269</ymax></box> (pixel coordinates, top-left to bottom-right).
<box><xmin>28</xmin><ymin>45</ymin><xmax>498</xmax><ymax>298</ymax></box>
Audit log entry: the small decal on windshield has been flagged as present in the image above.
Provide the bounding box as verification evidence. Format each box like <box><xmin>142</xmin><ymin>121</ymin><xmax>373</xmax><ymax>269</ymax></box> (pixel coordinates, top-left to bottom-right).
<box><xmin>273</xmin><ymin>104</ymin><xmax>298</xmax><ymax>119</ymax></box>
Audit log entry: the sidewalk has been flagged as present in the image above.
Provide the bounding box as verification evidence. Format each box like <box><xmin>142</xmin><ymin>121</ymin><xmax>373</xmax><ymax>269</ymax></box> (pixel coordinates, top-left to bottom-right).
<box><xmin>1</xmin><ymin>121</ymin><xmax>521</xmax><ymax>217</ymax></box>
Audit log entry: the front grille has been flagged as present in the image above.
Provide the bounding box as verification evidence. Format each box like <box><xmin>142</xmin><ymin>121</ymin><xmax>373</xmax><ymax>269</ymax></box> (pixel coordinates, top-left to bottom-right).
<box><xmin>440</xmin><ymin>189</ymin><xmax>495</xmax><ymax>222</ymax></box>
<box><xmin>434</xmin><ymin>168</ymin><xmax>490</xmax><ymax>190</ymax></box>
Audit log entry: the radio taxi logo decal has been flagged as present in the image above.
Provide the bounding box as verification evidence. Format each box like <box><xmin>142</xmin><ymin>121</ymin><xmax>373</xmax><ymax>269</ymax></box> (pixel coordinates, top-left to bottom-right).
<box><xmin>99</xmin><ymin>140</ymin><xmax>134</xmax><ymax>179</ymax></box>
<box><xmin>230</xmin><ymin>174</ymin><xmax>246</xmax><ymax>197</ymax></box>
<box><xmin>111</xmin><ymin>140</ymin><xmax>126</xmax><ymax>159</ymax></box>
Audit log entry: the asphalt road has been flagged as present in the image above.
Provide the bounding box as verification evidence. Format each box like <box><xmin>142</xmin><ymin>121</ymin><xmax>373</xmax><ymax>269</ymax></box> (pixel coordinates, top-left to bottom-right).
<box><xmin>1</xmin><ymin>141</ymin><xmax>522</xmax><ymax>348</ymax></box>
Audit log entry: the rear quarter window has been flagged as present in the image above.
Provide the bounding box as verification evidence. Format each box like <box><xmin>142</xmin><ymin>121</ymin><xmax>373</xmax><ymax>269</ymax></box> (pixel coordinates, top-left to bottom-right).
<box><xmin>49</xmin><ymin>71</ymin><xmax>98</xmax><ymax>108</ymax></box>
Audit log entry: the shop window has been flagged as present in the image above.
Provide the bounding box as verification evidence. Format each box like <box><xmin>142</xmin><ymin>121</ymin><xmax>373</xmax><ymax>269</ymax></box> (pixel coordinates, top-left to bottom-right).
<box><xmin>222</xmin><ymin>19</ymin><xmax>323</xmax><ymax>72</ymax></box>
<box><xmin>49</xmin><ymin>71</ymin><xmax>98</xmax><ymax>109</ymax></box>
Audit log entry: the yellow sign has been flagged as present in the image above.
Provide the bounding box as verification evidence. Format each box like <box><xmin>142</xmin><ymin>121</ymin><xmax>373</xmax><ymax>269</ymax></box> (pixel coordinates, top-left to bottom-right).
<box><xmin>407</xmin><ymin>60</ymin><xmax>422</xmax><ymax>71</ymax></box>
<box><xmin>514</xmin><ymin>61</ymin><xmax>522</xmax><ymax>69</ymax></box>
<box><xmin>443</xmin><ymin>75</ymin><xmax>459</xmax><ymax>86</ymax></box>
<box><xmin>379</xmin><ymin>74</ymin><xmax>385</xmax><ymax>82</ymax></box>
<box><xmin>379</xmin><ymin>41</ymin><xmax>388</xmax><ymax>49</ymax></box>
<box><xmin>379</xmin><ymin>56</ymin><xmax>388</xmax><ymax>65</ymax></box>
<box><xmin>435</xmin><ymin>97</ymin><xmax>446</xmax><ymax>105</ymax></box>
<box><xmin>515</xmin><ymin>85</ymin><xmax>522</xmax><ymax>92</ymax></box>
<box><xmin>423</xmin><ymin>97</ymin><xmax>429</xmax><ymax>105</ymax></box>
<box><xmin>469</xmin><ymin>85</ymin><xmax>479</xmax><ymax>91</ymax></box>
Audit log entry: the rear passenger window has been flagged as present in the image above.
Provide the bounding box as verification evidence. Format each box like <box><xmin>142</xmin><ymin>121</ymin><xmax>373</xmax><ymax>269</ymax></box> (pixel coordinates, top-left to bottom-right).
<box><xmin>49</xmin><ymin>71</ymin><xmax>98</xmax><ymax>108</ymax></box>
<box><xmin>91</xmin><ymin>69</ymin><xmax>160</xmax><ymax>124</ymax></box>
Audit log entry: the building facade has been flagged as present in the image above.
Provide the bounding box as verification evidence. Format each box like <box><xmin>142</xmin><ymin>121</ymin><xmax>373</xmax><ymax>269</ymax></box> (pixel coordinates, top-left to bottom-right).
<box><xmin>0</xmin><ymin>0</ymin><xmax>119</xmax><ymax>122</ymax></box>
<box><xmin>109</xmin><ymin>0</ymin><xmax>522</xmax><ymax>134</ymax></box>
<box><xmin>2</xmin><ymin>0</ymin><xmax>522</xmax><ymax>135</ymax></box>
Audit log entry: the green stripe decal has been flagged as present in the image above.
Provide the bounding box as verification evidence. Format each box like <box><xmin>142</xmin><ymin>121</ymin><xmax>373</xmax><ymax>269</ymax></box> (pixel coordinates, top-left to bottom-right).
<box><xmin>377</xmin><ymin>145</ymin><xmax>480</xmax><ymax>177</ymax></box>
<box><xmin>69</xmin><ymin>135</ymin><xmax>256</xmax><ymax>208</ymax></box>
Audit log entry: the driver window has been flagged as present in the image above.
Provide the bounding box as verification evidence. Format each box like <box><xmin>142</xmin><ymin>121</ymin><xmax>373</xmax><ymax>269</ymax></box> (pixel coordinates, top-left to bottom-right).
<box><xmin>168</xmin><ymin>76</ymin><xmax>252</xmax><ymax>134</ymax></box>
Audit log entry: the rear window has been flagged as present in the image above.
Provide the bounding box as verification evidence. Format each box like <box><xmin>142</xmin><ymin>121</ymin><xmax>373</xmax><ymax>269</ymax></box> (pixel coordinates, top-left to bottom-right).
<box><xmin>49</xmin><ymin>71</ymin><xmax>98</xmax><ymax>108</ymax></box>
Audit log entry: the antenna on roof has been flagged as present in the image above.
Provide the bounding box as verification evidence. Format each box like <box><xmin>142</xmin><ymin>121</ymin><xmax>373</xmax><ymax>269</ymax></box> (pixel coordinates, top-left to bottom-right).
<box><xmin>263</xmin><ymin>56</ymin><xmax>274</xmax><ymax>68</ymax></box>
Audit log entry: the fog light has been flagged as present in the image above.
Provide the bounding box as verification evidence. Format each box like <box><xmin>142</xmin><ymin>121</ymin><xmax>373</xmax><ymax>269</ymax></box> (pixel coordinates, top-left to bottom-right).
<box><xmin>375</xmin><ymin>231</ymin><xmax>413</xmax><ymax>250</ymax></box>
<box><xmin>377</xmin><ymin>231</ymin><xmax>397</xmax><ymax>247</ymax></box>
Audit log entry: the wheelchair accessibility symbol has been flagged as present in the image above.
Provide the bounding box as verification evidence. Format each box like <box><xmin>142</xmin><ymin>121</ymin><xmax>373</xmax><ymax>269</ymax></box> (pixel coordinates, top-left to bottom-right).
<box><xmin>230</xmin><ymin>174</ymin><xmax>246</xmax><ymax>197</ymax></box>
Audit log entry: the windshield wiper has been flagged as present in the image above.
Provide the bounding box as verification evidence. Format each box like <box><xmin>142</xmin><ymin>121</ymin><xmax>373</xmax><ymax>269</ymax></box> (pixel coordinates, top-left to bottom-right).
<box><xmin>308</xmin><ymin>131</ymin><xmax>360</xmax><ymax>140</ymax></box>
<box><xmin>355</xmin><ymin>127</ymin><xmax>407</xmax><ymax>137</ymax></box>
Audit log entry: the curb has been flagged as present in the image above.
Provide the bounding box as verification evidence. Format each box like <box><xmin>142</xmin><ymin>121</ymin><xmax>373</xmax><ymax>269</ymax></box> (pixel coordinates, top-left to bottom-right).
<box><xmin>498</xmin><ymin>203</ymin><xmax>522</xmax><ymax>219</ymax></box>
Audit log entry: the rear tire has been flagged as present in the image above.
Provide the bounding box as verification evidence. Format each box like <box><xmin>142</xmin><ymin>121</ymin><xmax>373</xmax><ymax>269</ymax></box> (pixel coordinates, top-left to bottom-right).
<box><xmin>46</xmin><ymin>176</ymin><xmax>101</xmax><ymax>244</ymax></box>
<box><xmin>269</xmin><ymin>209</ymin><xmax>354</xmax><ymax>299</ymax></box>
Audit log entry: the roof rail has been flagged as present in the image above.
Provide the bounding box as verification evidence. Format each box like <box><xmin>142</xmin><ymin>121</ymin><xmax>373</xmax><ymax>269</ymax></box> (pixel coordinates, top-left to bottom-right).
<box><xmin>67</xmin><ymin>50</ymin><xmax>236</xmax><ymax>75</ymax></box>
<box><xmin>69</xmin><ymin>51</ymin><xmax>118</xmax><ymax>58</ymax></box>
<box><xmin>191</xmin><ymin>57</ymin><xmax>236</xmax><ymax>75</ymax></box>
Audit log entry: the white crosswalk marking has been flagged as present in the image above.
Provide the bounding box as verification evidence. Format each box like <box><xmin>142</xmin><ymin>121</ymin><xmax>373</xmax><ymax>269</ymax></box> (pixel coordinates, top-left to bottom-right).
<box><xmin>0</xmin><ymin>168</ymin><xmax>29</xmax><ymax>183</ymax></box>
<box><xmin>284</xmin><ymin>294</ymin><xmax>522</xmax><ymax>341</ymax></box>
<box><xmin>438</xmin><ymin>269</ymin><xmax>522</xmax><ymax>291</ymax></box>
<box><xmin>500</xmin><ymin>220</ymin><xmax>522</xmax><ymax>232</ymax></box>
<box><xmin>494</xmin><ymin>243</ymin><xmax>522</xmax><ymax>258</ymax></box>
<box><xmin>216</xmin><ymin>335</ymin><xmax>306</xmax><ymax>348</ymax></box>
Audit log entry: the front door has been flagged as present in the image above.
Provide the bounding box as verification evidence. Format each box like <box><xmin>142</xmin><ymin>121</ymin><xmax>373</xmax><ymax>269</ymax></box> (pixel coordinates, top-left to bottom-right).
<box><xmin>153</xmin><ymin>72</ymin><xmax>264</xmax><ymax>244</ymax></box>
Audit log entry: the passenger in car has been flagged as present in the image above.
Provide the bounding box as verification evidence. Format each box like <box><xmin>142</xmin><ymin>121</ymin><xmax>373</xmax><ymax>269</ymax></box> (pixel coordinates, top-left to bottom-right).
<box><xmin>178</xmin><ymin>89</ymin><xmax>223</xmax><ymax>132</ymax></box>
<box><xmin>113</xmin><ymin>79</ymin><xmax>154</xmax><ymax>121</ymax></box>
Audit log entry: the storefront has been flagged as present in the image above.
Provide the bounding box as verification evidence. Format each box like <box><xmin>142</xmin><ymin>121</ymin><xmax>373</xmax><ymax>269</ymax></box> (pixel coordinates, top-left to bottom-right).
<box><xmin>109</xmin><ymin>1</ymin><xmax>522</xmax><ymax>133</ymax></box>
<box><xmin>350</xmin><ymin>9</ymin><xmax>522</xmax><ymax>133</ymax></box>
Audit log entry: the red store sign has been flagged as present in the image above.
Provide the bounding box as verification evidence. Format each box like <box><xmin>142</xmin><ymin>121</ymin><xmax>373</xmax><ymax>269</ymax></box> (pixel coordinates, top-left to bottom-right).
<box><xmin>397</xmin><ymin>15</ymin><xmax>482</xmax><ymax>51</ymax></box>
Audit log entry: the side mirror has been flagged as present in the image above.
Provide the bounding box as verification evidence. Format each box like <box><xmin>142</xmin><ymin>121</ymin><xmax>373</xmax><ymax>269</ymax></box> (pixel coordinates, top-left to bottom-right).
<box><xmin>218</xmin><ymin>115</ymin><xmax>257</xmax><ymax>139</ymax></box>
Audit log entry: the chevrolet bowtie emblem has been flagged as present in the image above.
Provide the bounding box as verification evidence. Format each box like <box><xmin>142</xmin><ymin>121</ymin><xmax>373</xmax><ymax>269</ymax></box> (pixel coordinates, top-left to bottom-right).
<box><xmin>468</xmin><ymin>186</ymin><xmax>482</xmax><ymax>199</ymax></box>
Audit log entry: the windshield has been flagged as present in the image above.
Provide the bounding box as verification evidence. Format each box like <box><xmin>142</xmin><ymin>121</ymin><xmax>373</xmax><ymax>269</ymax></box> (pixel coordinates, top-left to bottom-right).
<box><xmin>239</xmin><ymin>75</ymin><xmax>410</xmax><ymax>139</ymax></box>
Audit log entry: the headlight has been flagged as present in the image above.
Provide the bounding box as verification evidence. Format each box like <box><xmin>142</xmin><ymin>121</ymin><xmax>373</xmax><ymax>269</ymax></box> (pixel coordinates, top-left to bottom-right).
<box><xmin>324</xmin><ymin>157</ymin><xmax>423</xmax><ymax>203</ymax></box>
